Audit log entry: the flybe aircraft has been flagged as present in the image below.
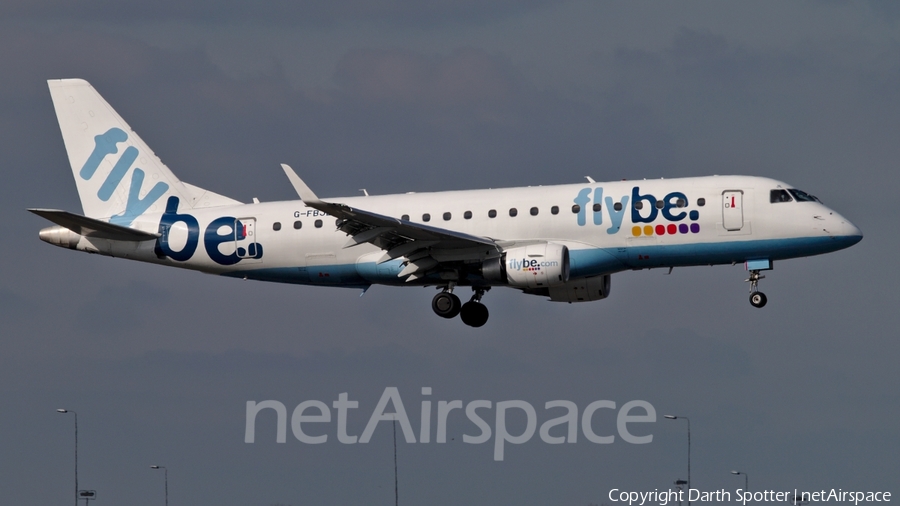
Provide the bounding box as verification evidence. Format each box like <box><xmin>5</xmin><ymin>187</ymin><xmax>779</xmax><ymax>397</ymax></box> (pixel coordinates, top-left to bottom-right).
<box><xmin>32</xmin><ymin>79</ymin><xmax>863</xmax><ymax>327</ymax></box>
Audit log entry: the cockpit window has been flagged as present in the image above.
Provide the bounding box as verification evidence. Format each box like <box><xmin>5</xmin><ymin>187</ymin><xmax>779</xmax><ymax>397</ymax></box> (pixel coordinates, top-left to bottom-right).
<box><xmin>770</xmin><ymin>189</ymin><xmax>793</xmax><ymax>203</ymax></box>
<box><xmin>788</xmin><ymin>189</ymin><xmax>820</xmax><ymax>203</ymax></box>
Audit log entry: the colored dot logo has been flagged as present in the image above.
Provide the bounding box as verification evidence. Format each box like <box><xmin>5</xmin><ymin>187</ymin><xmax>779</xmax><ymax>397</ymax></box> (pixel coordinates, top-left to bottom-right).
<box><xmin>632</xmin><ymin>210</ymin><xmax>700</xmax><ymax>237</ymax></box>
<box><xmin>632</xmin><ymin>223</ymin><xmax>700</xmax><ymax>236</ymax></box>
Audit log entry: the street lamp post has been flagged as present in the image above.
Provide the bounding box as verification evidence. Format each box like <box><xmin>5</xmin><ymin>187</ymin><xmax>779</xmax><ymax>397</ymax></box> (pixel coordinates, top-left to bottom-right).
<box><xmin>664</xmin><ymin>415</ymin><xmax>691</xmax><ymax>506</ymax></box>
<box><xmin>731</xmin><ymin>470</ymin><xmax>748</xmax><ymax>492</ymax></box>
<box><xmin>674</xmin><ymin>480</ymin><xmax>687</xmax><ymax>506</ymax></box>
<box><xmin>392</xmin><ymin>418</ymin><xmax>399</xmax><ymax>506</ymax></box>
<box><xmin>57</xmin><ymin>409</ymin><xmax>78</xmax><ymax>506</ymax></box>
<box><xmin>151</xmin><ymin>466</ymin><xmax>168</xmax><ymax>506</ymax></box>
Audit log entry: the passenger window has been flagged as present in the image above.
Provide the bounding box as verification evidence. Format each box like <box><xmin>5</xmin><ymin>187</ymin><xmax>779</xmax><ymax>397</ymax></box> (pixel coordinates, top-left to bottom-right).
<box><xmin>592</xmin><ymin>203</ymin><xmax>601</xmax><ymax>212</ymax></box>
<box><xmin>509</xmin><ymin>208</ymin><xmax>518</xmax><ymax>217</ymax></box>
<box><xmin>634</xmin><ymin>201</ymin><xmax>643</xmax><ymax>210</ymax></box>
<box><xmin>770</xmin><ymin>190</ymin><xmax>793</xmax><ymax>203</ymax></box>
<box><xmin>655</xmin><ymin>200</ymin><xmax>664</xmax><ymax>209</ymax></box>
<box><xmin>464</xmin><ymin>211</ymin><xmax>472</xmax><ymax>219</ymax></box>
<box><xmin>676</xmin><ymin>198</ymin><xmax>686</xmax><ymax>208</ymax></box>
<box><xmin>551</xmin><ymin>206</ymin><xmax>559</xmax><ymax>215</ymax></box>
<box><xmin>697</xmin><ymin>198</ymin><xmax>705</xmax><ymax>207</ymax></box>
<box><xmin>422</xmin><ymin>213</ymin><xmax>431</xmax><ymax>222</ymax></box>
<box><xmin>401</xmin><ymin>214</ymin><xmax>409</xmax><ymax>221</ymax></box>
<box><xmin>273</xmin><ymin>222</ymin><xmax>282</xmax><ymax>231</ymax></box>
<box><xmin>443</xmin><ymin>212</ymin><xmax>451</xmax><ymax>221</ymax></box>
<box><xmin>614</xmin><ymin>202</ymin><xmax>623</xmax><ymax>212</ymax></box>
<box><xmin>293</xmin><ymin>220</ymin><xmax>302</xmax><ymax>229</ymax></box>
<box><xmin>488</xmin><ymin>209</ymin><xmax>497</xmax><ymax>218</ymax></box>
<box><xmin>530</xmin><ymin>207</ymin><xmax>539</xmax><ymax>216</ymax></box>
<box><xmin>572</xmin><ymin>204</ymin><xmax>581</xmax><ymax>213</ymax></box>
<box><xmin>314</xmin><ymin>219</ymin><xmax>323</xmax><ymax>228</ymax></box>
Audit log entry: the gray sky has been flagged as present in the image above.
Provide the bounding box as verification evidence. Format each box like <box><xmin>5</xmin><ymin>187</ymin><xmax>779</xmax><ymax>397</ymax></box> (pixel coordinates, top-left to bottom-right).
<box><xmin>1</xmin><ymin>1</ymin><xmax>898</xmax><ymax>505</ymax></box>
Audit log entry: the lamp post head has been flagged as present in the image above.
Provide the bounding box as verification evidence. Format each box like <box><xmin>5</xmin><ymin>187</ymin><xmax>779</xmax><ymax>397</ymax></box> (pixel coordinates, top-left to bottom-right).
<box><xmin>675</xmin><ymin>480</ymin><xmax>687</xmax><ymax>485</ymax></box>
<box><xmin>664</xmin><ymin>415</ymin><xmax>677</xmax><ymax>419</ymax></box>
<box><xmin>151</xmin><ymin>465</ymin><xmax>163</xmax><ymax>469</ymax></box>
<box><xmin>57</xmin><ymin>409</ymin><xmax>68</xmax><ymax>413</ymax></box>
<box><xmin>731</xmin><ymin>471</ymin><xmax>741</xmax><ymax>475</ymax></box>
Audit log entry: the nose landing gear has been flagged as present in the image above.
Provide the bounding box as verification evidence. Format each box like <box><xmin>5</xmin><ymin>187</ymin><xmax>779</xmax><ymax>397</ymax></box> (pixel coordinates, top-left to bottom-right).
<box><xmin>746</xmin><ymin>270</ymin><xmax>767</xmax><ymax>308</ymax></box>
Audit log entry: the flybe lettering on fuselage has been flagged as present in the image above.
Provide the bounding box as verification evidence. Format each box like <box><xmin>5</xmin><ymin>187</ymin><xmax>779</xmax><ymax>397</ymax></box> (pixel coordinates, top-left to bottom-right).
<box><xmin>155</xmin><ymin>197</ymin><xmax>263</xmax><ymax>265</ymax></box>
<box><xmin>573</xmin><ymin>186</ymin><xmax>701</xmax><ymax>236</ymax></box>
<box><xmin>80</xmin><ymin>127</ymin><xmax>169</xmax><ymax>226</ymax></box>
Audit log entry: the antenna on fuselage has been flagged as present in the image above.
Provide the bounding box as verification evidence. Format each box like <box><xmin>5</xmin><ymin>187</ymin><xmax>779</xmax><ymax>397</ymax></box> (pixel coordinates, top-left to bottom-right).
<box><xmin>585</xmin><ymin>176</ymin><xmax>595</xmax><ymax>183</ymax></box>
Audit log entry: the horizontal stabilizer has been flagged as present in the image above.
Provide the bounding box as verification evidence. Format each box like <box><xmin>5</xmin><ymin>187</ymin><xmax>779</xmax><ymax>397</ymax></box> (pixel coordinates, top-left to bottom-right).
<box><xmin>28</xmin><ymin>208</ymin><xmax>159</xmax><ymax>241</ymax></box>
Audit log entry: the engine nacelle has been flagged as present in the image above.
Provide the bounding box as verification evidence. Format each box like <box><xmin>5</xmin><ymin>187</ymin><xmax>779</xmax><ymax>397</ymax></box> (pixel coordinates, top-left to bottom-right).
<box><xmin>547</xmin><ymin>274</ymin><xmax>611</xmax><ymax>303</ymax></box>
<box><xmin>484</xmin><ymin>243</ymin><xmax>570</xmax><ymax>289</ymax></box>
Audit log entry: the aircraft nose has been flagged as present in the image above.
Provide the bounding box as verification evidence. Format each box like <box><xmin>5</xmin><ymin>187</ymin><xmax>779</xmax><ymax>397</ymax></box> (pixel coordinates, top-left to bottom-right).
<box><xmin>843</xmin><ymin>220</ymin><xmax>863</xmax><ymax>242</ymax></box>
<box><xmin>832</xmin><ymin>213</ymin><xmax>863</xmax><ymax>246</ymax></box>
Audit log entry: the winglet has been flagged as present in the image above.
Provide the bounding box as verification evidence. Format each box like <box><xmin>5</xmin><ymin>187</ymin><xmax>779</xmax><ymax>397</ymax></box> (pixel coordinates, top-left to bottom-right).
<box><xmin>281</xmin><ymin>164</ymin><xmax>322</xmax><ymax>204</ymax></box>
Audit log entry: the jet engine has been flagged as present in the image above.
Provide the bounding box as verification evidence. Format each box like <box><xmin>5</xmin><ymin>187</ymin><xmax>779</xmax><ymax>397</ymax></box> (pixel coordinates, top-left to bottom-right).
<box><xmin>483</xmin><ymin>243</ymin><xmax>570</xmax><ymax>288</ymax></box>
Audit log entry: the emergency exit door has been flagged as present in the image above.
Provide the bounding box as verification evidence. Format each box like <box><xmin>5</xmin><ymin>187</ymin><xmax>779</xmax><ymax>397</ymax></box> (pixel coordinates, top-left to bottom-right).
<box><xmin>722</xmin><ymin>191</ymin><xmax>743</xmax><ymax>231</ymax></box>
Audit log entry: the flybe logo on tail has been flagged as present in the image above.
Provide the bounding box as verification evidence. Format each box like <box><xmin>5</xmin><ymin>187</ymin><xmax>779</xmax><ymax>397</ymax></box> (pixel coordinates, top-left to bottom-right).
<box><xmin>573</xmin><ymin>186</ymin><xmax>701</xmax><ymax>236</ymax></box>
<box><xmin>80</xmin><ymin>127</ymin><xmax>169</xmax><ymax>226</ymax></box>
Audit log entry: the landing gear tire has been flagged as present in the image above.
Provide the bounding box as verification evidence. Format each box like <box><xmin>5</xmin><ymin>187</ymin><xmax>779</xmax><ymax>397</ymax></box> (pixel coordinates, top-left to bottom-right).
<box><xmin>745</xmin><ymin>269</ymin><xmax>768</xmax><ymax>308</ymax></box>
<box><xmin>432</xmin><ymin>292</ymin><xmax>462</xmax><ymax>318</ymax></box>
<box><xmin>749</xmin><ymin>292</ymin><xmax>767</xmax><ymax>308</ymax></box>
<box><xmin>460</xmin><ymin>301</ymin><xmax>489</xmax><ymax>327</ymax></box>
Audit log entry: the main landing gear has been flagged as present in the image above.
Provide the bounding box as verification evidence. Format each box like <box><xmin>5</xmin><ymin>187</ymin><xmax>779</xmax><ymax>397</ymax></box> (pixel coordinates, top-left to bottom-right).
<box><xmin>746</xmin><ymin>270</ymin><xmax>768</xmax><ymax>308</ymax></box>
<box><xmin>432</xmin><ymin>290</ymin><xmax>461</xmax><ymax>319</ymax></box>
<box><xmin>431</xmin><ymin>286</ymin><xmax>490</xmax><ymax>327</ymax></box>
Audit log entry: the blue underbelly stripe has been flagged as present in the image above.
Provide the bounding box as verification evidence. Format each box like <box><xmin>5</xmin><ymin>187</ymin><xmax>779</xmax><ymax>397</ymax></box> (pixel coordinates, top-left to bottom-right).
<box><xmin>222</xmin><ymin>235</ymin><xmax>862</xmax><ymax>286</ymax></box>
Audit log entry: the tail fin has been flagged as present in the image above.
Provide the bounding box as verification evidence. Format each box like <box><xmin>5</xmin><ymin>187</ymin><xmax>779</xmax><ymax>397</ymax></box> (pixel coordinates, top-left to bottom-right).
<box><xmin>47</xmin><ymin>79</ymin><xmax>239</xmax><ymax>225</ymax></box>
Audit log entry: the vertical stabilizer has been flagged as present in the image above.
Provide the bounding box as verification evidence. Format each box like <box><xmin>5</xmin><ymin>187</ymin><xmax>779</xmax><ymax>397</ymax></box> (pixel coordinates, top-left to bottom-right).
<box><xmin>47</xmin><ymin>79</ymin><xmax>238</xmax><ymax>224</ymax></box>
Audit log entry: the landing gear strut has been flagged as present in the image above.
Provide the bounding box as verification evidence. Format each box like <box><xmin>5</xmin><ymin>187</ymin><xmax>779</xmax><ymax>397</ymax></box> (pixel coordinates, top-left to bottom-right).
<box><xmin>746</xmin><ymin>270</ymin><xmax>767</xmax><ymax>308</ymax></box>
<box><xmin>460</xmin><ymin>287</ymin><xmax>490</xmax><ymax>327</ymax></box>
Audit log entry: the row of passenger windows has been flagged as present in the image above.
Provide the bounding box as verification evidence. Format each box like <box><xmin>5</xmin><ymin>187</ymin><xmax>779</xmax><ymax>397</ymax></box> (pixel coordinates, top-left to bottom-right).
<box><xmin>270</xmin><ymin>197</ymin><xmax>711</xmax><ymax>230</ymax></box>
<box><xmin>401</xmin><ymin>198</ymin><xmax>705</xmax><ymax>222</ymax></box>
<box><xmin>272</xmin><ymin>220</ymin><xmax>323</xmax><ymax>231</ymax></box>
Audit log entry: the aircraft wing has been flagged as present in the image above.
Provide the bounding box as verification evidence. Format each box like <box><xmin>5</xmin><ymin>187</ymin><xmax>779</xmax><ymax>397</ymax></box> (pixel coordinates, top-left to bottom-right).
<box><xmin>281</xmin><ymin>164</ymin><xmax>501</xmax><ymax>281</ymax></box>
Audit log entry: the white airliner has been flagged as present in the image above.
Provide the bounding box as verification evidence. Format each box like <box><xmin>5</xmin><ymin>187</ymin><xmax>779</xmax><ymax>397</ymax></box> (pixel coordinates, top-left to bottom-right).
<box><xmin>32</xmin><ymin>79</ymin><xmax>863</xmax><ymax>327</ymax></box>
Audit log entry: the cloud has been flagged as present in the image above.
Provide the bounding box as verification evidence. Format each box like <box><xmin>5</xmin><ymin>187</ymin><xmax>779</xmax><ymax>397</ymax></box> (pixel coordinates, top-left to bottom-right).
<box><xmin>0</xmin><ymin>0</ymin><xmax>561</xmax><ymax>27</ymax></box>
<box><xmin>333</xmin><ymin>48</ymin><xmax>519</xmax><ymax>108</ymax></box>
